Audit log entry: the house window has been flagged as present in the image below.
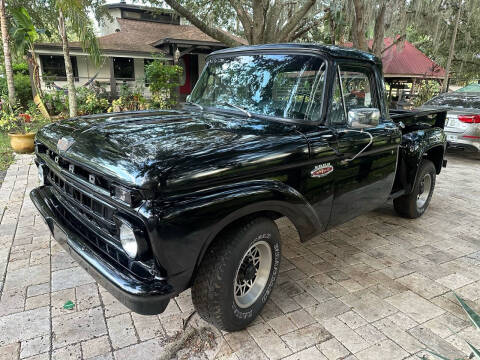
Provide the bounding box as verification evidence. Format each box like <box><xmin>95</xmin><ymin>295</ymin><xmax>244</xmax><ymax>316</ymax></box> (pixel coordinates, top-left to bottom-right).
<box><xmin>40</xmin><ymin>55</ymin><xmax>78</xmax><ymax>81</ymax></box>
<box><xmin>113</xmin><ymin>57</ymin><xmax>135</xmax><ymax>81</ymax></box>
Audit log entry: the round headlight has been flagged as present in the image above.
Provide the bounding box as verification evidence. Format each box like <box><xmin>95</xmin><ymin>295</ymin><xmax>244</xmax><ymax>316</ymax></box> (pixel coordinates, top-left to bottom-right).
<box><xmin>119</xmin><ymin>223</ymin><xmax>138</xmax><ymax>259</ymax></box>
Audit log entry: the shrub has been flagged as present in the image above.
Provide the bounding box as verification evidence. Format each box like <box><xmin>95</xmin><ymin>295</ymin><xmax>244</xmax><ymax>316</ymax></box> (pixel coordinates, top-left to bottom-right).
<box><xmin>108</xmin><ymin>84</ymin><xmax>149</xmax><ymax>112</ymax></box>
<box><xmin>0</xmin><ymin>101</ymin><xmax>50</xmax><ymax>134</ymax></box>
<box><xmin>0</xmin><ymin>72</ymin><xmax>33</xmax><ymax>110</ymax></box>
<box><xmin>43</xmin><ymin>90</ymin><xmax>68</xmax><ymax>116</ymax></box>
<box><xmin>145</xmin><ymin>58</ymin><xmax>183</xmax><ymax>108</ymax></box>
<box><xmin>413</xmin><ymin>81</ymin><xmax>441</xmax><ymax>107</ymax></box>
<box><xmin>76</xmin><ymin>87</ymin><xmax>109</xmax><ymax>115</ymax></box>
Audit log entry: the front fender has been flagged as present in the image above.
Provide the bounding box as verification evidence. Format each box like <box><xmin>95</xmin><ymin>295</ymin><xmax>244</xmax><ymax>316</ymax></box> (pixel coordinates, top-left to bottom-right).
<box><xmin>401</xmin><ymin>127</ymin><xmax>446</xmax><ymax>193</ymax></box>
<box><xmin>142</xmin><ymin>180</ymin><xmax>322</xmax><ymax>291</ymax></box>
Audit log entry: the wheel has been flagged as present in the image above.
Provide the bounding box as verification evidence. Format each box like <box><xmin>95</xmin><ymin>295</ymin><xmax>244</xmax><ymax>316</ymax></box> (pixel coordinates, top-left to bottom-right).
<box><xmin>394</xmin><ymin>159</ymin><xmax>436</xmax><ymax>218</ymax></box>
<box><xmin>191</xmin><ymin>217</ymin><xmax>281</xmax><ymax>331</ymax></box>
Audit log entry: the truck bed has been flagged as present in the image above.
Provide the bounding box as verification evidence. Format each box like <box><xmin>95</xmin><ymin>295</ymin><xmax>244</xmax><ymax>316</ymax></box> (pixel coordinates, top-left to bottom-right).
<box><xmin>390</xmin><ymin>109</ymin><xmax>447</xmax><ymax>132</ymax></box>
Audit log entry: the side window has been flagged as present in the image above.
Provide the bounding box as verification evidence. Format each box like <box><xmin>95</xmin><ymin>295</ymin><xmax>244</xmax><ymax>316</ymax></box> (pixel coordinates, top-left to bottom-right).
<box><xmin>271</xmin><ymin>63</ymin><xmax>326</xmax><ymax>121</ymax></box>
<box><xmin>329</xmin><ymin>66</ymin><xmax>377</xmax><ymax>126</ymax></box>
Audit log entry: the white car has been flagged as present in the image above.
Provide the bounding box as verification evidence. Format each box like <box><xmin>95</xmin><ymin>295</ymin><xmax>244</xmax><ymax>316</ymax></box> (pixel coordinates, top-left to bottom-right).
<box><xmin>423</xmin><ymin>92</ymin><xmax>480</xmax><ymax>152</ymax></box>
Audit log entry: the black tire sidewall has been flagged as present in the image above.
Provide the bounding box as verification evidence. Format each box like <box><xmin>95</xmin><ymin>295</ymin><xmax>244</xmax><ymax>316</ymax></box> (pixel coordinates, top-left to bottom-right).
<box><xmin>413</xmin><ymin>160</ymin><xmax>436</xmax><ymax>216</ymax></box>
<box><xmin>222</xmin><ymin>220</ymin><xmax>281</xmax><ymax>329</ymax></box>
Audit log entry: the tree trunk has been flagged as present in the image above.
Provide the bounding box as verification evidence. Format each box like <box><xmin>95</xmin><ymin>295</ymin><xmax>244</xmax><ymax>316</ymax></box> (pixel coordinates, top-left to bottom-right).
<box><xmin>251</xmin><ymin>0</ymin><xmax>265</xmax><ymax>44</ymax></box>
<box><xmin>352</xmin><ymin>0</ymin><xmax>368</xmax><ymax>51</ymax></box>
<box><xmin>0</xmin><ymin>0</ymin><xmax>16</xmax><ymax>107</ymax></box>
<box><xmin>58</xmin><ymin>8</ymin><xmax>77</xmax><ymax>118</ymax></box>
<box><xmin>442</xmin><ymin>3</ymin><xmax>462</xmax><ymax>93</ymax></box>
<box><xmin>372</xmin><ymin>3</ymin><xmax>386</xmax><ymax>57</ymax></box>
<box><xmin>329</xmin><ymin>8</ymin><xmax>336</xmax><ymax>45</ymax></box>
<box><xmin>28</xmin><ymin>46</ymin><xmax>42</xmax><ymax>97</ymax></box>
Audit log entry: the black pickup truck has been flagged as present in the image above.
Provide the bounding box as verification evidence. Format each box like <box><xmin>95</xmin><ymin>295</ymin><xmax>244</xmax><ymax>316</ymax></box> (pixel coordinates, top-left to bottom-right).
<box><xmin>31</xmin><ymin>44</ymin><xmax>447</xmax><ymax>331</ymax></box>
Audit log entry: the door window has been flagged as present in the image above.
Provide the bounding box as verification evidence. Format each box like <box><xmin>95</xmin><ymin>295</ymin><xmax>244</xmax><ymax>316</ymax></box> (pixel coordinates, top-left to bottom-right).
<box><xmin>329</xmin><ymin>66</ymin><xmax>376</xmax><ymax>125</ymax></box>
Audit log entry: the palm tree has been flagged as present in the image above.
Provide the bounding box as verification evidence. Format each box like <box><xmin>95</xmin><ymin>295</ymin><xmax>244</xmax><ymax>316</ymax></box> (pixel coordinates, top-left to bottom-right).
<box><xmin>0</xmin><ymin>0</ymin><xmax>16</xmax><ymax>107</ymax></box>
<box><xmin>56</xmin><ymin>0</ymin><xmax>101</xmax><ymax>118</ymax></box>
<box><xmin>11</xmin><ymin>7</ymin><xmax>42</xmax><ymax>97</ymax></box>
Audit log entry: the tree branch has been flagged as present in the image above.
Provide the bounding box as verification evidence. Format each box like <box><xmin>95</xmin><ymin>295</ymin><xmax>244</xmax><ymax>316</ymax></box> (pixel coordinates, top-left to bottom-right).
<box><xmin>263</xmin><ymin>0</ymin><xmax>282</xmax><ymax>43</ymax></box>
<box><xmin>163</xmin><ymin>0</ymin><xmax>243</xmax><ymax>47</ymax></box>
<box><xmin>277</xmin><ymin>0</ymin><xmax>317</xmax><ymax>42</ymax></box>
<box><xmin>380</xmin><ymin>34</ymin><xmax>405</xmax><ymax>54</ymax></box>
<box><xmin>289</xmin><ymin>15</ymin><xmax>327</xmax><ymax>41</ymax></box>
<box><xmin>228</xmin><ymin>0</ymin><xmax>253</xmax><ymax>43</ymax></box>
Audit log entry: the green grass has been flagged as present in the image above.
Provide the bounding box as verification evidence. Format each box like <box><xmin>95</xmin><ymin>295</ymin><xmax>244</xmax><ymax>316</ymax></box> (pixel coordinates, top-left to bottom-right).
<box><xmin>0</xmin><ymin>132</ymin><xmax>14</xmax><ymax>171</ymax></box>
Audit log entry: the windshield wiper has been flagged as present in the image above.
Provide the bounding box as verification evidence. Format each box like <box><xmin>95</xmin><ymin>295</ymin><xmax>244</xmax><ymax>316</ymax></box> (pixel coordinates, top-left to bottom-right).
<box><xmin>221</xmin><ymin>102</ymin><xmax>252</xmax><ymax>118</ymax></box>
<box><xmin>185</xmin><ymin>101</ymin><xmax>204</xmax><ymax>111</ymax></box>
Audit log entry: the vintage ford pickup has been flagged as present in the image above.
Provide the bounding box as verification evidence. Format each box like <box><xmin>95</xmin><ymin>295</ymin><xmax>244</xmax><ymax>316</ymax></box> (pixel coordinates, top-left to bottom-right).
<box><xmin>31</xmin><ymin>44</ymin><xmax>447</xmax><ymax>330</ymax></box>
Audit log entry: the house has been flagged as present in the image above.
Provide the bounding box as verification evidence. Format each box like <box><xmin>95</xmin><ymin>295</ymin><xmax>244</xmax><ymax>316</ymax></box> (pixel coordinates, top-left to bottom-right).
<box><xmin>32</xmin><ymin>2</ymin><xmax>244</xmax><ymax>100</ymax></box>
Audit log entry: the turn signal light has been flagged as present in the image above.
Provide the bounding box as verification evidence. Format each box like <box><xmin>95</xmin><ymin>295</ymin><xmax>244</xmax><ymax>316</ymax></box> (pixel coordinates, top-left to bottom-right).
<box><xmin>458</xmin><ymin>115</ymin><xmax>480</xmax><ymax>123</ymax></box>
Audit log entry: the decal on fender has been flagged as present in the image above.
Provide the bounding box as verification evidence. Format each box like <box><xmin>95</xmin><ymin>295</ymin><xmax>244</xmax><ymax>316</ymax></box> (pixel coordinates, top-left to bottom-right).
<box><xmin>311</xmin><ymin>163</ymin><xmax>334</xmax><ymax>178</ymax></box>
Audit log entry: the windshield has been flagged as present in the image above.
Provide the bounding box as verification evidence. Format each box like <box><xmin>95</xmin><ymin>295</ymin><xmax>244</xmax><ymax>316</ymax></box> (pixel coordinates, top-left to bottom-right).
<box><xmin>424</xmin><ymin>93</ymin><xmax>480</xmax><ymax>109</ymax></box>
<box><xmin>190</xmin><ymin>54</ymin><xmax>326</xmax><ymax>121</ymax></box>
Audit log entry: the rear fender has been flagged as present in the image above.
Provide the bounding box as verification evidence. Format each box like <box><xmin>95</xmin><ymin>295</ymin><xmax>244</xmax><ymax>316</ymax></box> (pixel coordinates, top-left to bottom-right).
<box><xmin>400</xmin><ymin>128</ymin><xmax>446</xmax><ymax>193</ymax></box>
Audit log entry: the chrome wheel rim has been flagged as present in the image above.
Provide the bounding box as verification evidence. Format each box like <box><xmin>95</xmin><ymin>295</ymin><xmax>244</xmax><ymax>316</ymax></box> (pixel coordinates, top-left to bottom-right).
<box><xmin>416</xmin><ymin>173</ymin><xmax>432</xmax><ymax>208</ymax></box>
<box><xmin>234</xmin><ymin>240</ymin><xmax>272</xmax><ymax>309</ymax></box>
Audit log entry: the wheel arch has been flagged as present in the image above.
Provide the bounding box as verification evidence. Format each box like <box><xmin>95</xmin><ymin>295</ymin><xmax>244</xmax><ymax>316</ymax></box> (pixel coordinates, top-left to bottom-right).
<box><xmin>423</xmin><ymin>144</ymin><xmax>445</xmax><ymax>174</ymax></box>
<box><xmin>190</xmin><ymin>200</ymin><xmax>322</xmax><ymax>286</ymax></box>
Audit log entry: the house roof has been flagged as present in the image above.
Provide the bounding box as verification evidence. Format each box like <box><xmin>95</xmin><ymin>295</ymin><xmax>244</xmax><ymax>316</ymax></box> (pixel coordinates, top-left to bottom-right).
<box><xmin>344</xmin><ymin>38</ymin><xmax>446</xmax><ymax>79</ymax></box>
<box><xmin>380</xmin><ymin>38</ymin><xmax>446</xmax><ymax>79</ymax></box>
<box><xmin>35</xmin><ymin>18</ymin><xmax>245</xmax><ymax>56</ymax></box>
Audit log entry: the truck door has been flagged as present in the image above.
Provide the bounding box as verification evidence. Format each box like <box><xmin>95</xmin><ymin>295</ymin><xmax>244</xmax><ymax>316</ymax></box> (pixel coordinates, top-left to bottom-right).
<box><xmin>327</xmin><ymin>64</ymin><xmax>401</xmax><ymax>226</ymax></box>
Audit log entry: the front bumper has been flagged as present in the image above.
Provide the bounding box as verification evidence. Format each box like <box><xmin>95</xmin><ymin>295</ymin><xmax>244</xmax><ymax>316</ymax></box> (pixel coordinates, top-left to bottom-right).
<box><xmin>30</xmin><ymin>186</ymin><xmax>174</xmax><ymax>315</ymax></box>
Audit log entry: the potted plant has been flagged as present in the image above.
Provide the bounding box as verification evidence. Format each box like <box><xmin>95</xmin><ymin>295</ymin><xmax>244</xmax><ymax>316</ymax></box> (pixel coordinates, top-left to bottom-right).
<box><xmin>0</xmin><ymin>110</ymin><xmax>49</xmax><ymax>153</ymax></box>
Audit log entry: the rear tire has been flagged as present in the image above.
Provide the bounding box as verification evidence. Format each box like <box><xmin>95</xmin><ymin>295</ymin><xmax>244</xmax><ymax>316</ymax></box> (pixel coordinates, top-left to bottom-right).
<box><xmin>191</xmin><ymin>217</ymin><xmax>281</xmax><ymax>331</ymax></box>
<box><xmin>394</xmin><ymin>159</ymin><xmax>436</xmax><ymax>218</ymax></box>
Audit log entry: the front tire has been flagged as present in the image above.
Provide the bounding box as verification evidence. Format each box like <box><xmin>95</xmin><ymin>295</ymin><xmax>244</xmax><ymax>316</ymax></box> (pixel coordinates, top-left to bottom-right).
<box><xmin>394</xmin><ymin>159</ymin><xmax>436</xmax><ymax>218</ymax></box>
<box><xmin>191</xmin><ymin>217</ymin><xmax>281</xmax><ymax>331</ymax></box>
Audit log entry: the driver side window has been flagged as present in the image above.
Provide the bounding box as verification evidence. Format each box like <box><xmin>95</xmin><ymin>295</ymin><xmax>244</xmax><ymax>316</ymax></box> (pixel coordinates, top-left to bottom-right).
<box><xmin>329</xmin><ymin>66</ymin><xmax>376</xmax><ymax>126</ymax></box>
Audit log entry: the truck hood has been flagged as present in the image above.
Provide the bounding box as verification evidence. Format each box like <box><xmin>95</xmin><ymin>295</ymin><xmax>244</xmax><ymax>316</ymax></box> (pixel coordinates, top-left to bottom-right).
<box><xmin>37</xmin><ymin>110</ymin><xmax>306</xmax><ymax>191</ymax></box>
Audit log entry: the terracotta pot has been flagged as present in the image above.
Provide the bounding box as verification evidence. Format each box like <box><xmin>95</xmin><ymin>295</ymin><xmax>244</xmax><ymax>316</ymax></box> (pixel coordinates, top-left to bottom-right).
<box><xmin>8</xmin><ymin>132</ymin><xmax>36</xmax><ymax>154</ymax></box>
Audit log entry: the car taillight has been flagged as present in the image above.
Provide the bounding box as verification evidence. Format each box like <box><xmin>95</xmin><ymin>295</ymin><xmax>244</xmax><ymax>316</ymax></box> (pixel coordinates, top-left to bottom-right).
<box><xmin>458</xmin><ymin>115</ymin><xmax>480</xmax><ymax>123</ymax></box>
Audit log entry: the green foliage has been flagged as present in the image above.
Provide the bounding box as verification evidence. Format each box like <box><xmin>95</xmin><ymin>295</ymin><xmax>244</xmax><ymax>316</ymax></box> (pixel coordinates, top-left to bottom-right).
<box><xmin>413</xmin><ymin>81</ymin><xmax>441</xmax><ymax>107</ymax></box>
<box><xmin>0</xmin><ymin>101</ymin><xmax>51</xmax><ymax>134</ymax></box>
<box><xmin>43</xmin><ymin>90</ymin><xmax>68</xmax><ymax>116</ymax></box>
<box><xmin>0</xmin><ymin>132</ymin><xmax>15</xmax><ymax>172</ymax></box>
<box><xmin>423</xmin><ymin>293</ymin><xmax>480</xmax><ymax>359</ymax></box>
<box><xmin>454</xmin><ymin>293</ymin><xmax>480</xmax><ymax>330</ymax></box>
<box><xmin>10</xmin><ymin>7</ymin><xmax>40</xmax><ymax>57</ymax></box>
<box><xmin>144</xmin><ymin>58</ymin><xmax>183</xmax><ymax>108</ymax></box>
<box><xmin>56</xmin><ymin>0</ymin><xmax>102</xmax><ymax>66</ymax></box>
<box><xmin>108</xmin><ymin>85</ymin><xmax>150</xmax><ymax>112</ymax></box>
<box><xmin>12</xmin><ymin>63</ymin><xmax>29</xmax><ymax>74</ymax></box>
<box><xmin>0</xmin><ymin>70</ymin><xmax>33</xmax><ymax>110</ymax></box>
<box><xmin>76</xmin><ymin>87</ymin><xmax>109</xmax><ymax>115</ymax></box>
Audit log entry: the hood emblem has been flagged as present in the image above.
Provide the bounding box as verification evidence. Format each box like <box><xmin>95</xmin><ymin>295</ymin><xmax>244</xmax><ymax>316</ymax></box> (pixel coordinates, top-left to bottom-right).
<box><xmin>57</xmin><ymin>137</ymin><xmax>74</xmax><ymax>152</ymax></box>
<box><xmin>311</xmin><ymin>163</ymin><xmax>334</xmax><ymax>178</ymax></box>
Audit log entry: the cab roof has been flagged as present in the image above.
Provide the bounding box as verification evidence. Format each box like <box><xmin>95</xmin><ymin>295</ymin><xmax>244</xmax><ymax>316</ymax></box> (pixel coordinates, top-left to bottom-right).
<box><xmin>210</xmin><ymin>43</ymin><xmax>380</xmax><ymax>64</ymax></box>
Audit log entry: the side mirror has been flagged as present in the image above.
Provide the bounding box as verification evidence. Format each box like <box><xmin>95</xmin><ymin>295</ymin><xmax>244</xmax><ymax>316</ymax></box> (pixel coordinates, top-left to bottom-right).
<box><xmin>186</xmin><ymin>94</ymin><xmax>191</xmax><ymax>102</ymax></box>
<box><xmin>347</xmin><ymin>108</ymin><xmax>381</xmax><ymax>129</ymax></box>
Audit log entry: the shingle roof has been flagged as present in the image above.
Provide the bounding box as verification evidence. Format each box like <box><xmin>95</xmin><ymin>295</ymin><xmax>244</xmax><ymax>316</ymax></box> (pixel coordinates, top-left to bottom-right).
<box><xmin>36</xmin><ymin>18</ymin><xmax>245</xmax><ymax>55</ymax></box>
<box><xmin>344</xmin><ymin>38</ymin><xmax>446</xmax><ymax>79</ymax></box>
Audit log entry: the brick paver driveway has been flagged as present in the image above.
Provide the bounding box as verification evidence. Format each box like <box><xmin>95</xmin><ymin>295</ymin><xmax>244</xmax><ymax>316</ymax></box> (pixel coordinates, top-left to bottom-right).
<box><xmin>0</xmin><ymin>151</ymin><xmax>479</xmax><ymax>360</ymax></box>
